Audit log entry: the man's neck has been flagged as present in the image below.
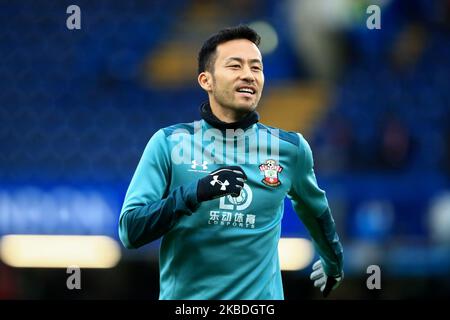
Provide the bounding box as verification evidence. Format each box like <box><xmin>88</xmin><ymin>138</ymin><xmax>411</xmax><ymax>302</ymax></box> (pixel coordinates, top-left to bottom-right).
<box><xmin>209</xmin><ymin>100</ymin><xmax>248</xmax><ymax>123</ymax></box>
<box><xmin>200</xmin><ymin>101</ymin><xmax>259</xmax><ymax>131</ymax></box>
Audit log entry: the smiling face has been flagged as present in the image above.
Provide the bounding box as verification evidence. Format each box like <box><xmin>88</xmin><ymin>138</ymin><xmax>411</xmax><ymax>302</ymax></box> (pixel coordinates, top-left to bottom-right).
<box><xmin>198</xmin><ymin>39</ymin><xmax>265</xmax><ymax>119</ymax></box>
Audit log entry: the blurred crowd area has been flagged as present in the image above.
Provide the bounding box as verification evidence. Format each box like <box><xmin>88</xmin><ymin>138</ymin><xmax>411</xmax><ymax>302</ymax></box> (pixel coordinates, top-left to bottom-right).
<box><xmin>0</xmin><ymin>0</ymin><xmax>450</xmax><ymax>299</ymax></box>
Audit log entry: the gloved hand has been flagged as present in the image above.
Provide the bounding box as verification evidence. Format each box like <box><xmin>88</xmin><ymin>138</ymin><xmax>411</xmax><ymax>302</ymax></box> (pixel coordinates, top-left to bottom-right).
<box><xmin>197</xmin><ymin>166</ymin><xmax>247</xmax><ymax>202</ymax></box>
<box><xmin>310</xmin><ymin>260</ymin><xmax>343</xmax><ymax>298</ymax></box>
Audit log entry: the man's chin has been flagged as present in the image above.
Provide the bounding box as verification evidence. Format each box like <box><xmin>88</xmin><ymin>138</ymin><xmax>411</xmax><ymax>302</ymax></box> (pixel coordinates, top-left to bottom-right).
<box><xmin>234</xmin><ymin>102</ymin><xmax>257</xmax><ymax>113</ymax></box>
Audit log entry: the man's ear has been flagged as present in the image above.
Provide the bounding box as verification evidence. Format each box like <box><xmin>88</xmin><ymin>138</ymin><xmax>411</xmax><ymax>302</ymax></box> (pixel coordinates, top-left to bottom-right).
<box><xmin>198</xmin><ymin>72</ymin><xmax>213</xmax><ymax>92</ymax></box>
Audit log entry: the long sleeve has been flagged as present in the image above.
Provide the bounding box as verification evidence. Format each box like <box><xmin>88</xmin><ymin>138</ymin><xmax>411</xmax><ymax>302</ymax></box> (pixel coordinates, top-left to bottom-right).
<box><xmin>118</xmin><ymin>129</ymin><xmax>199</xmax><ymax>249</ymax></box>
<box><xmin>288</xmin><ymin>133</ymin><xmax>343</xmax><ymax>277</ymax></box>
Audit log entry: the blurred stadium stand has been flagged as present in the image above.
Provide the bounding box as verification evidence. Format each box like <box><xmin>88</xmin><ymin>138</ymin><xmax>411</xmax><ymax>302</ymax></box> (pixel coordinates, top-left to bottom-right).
<box><xmin>0</xmin><ymin>0</ymin><xmax>449</xmax><ymax>299</ymax></box>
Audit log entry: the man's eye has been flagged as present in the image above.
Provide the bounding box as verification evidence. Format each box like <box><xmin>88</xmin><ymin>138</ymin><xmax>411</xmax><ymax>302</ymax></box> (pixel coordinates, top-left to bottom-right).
<box><xmin>252</xmin><ymin>66</ymin><xmax>262</xmax><ymax>71</ymax></box>
<box><xmin>229</xmin><ymin>65</ymin><xmax>240</xmax><ymax>68</ymax></box>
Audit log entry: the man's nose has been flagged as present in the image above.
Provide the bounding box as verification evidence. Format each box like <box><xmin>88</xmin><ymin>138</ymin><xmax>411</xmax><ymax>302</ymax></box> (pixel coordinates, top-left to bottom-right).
<box><xmin>240</xmin><ymin>65</ymin><xmax>256</xmax><ymax>82</ymax></box>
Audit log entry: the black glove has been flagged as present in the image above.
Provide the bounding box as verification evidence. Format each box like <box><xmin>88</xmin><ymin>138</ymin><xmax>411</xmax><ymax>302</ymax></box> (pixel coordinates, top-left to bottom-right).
<box><xmin>197</xmin><ymin>166</ymin><xmax>247</xmax><ymax>202</ymax></box>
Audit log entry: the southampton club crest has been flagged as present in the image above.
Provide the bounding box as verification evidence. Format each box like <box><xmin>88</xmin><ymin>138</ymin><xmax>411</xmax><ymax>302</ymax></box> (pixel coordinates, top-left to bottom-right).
<box><xmin>259</xmin><ymin>159</ymin><xmax>283</xmax><ymax>187</ymax></box>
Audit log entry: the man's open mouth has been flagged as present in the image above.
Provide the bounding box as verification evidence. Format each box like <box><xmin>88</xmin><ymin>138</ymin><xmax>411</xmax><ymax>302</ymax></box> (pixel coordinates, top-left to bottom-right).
<box><xmin>236</xmin><ymin>86</ymin><xmax>256</xmax><ymax>95</ymax></box>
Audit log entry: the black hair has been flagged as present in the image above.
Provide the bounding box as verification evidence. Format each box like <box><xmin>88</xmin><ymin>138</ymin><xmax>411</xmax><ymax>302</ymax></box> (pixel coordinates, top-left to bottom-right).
<box><xmin>197</xmin><ymin>25</ymin><xmax>261</xmax><ymax>75</ymax></box>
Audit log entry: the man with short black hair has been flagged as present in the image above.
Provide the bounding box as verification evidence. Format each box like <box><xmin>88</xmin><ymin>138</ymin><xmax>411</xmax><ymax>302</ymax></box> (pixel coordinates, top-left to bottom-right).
<box><xmin>119</xmin><ymin>25</ymin><xmax>344</xmax><ymax>299</ymax></box>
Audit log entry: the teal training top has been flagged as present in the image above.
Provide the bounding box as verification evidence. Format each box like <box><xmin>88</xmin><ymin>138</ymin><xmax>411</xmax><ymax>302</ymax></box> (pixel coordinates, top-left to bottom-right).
<box><xmin>119</xmin><ymin>118</ymin><xmax>343</xmax><ymax>300</ymax></box>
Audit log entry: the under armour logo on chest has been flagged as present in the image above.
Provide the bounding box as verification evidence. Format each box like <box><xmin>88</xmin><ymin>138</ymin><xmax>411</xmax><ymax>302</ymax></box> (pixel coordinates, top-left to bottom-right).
<box><xmin>210</xmin><ymin>175</ymin><xmax>230</xmax><ymax>190</ymax></box>
<box><xmin>191</xmin><ymin>160</ymin><xmax>208</xmax><ymax>170</ymax></box>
